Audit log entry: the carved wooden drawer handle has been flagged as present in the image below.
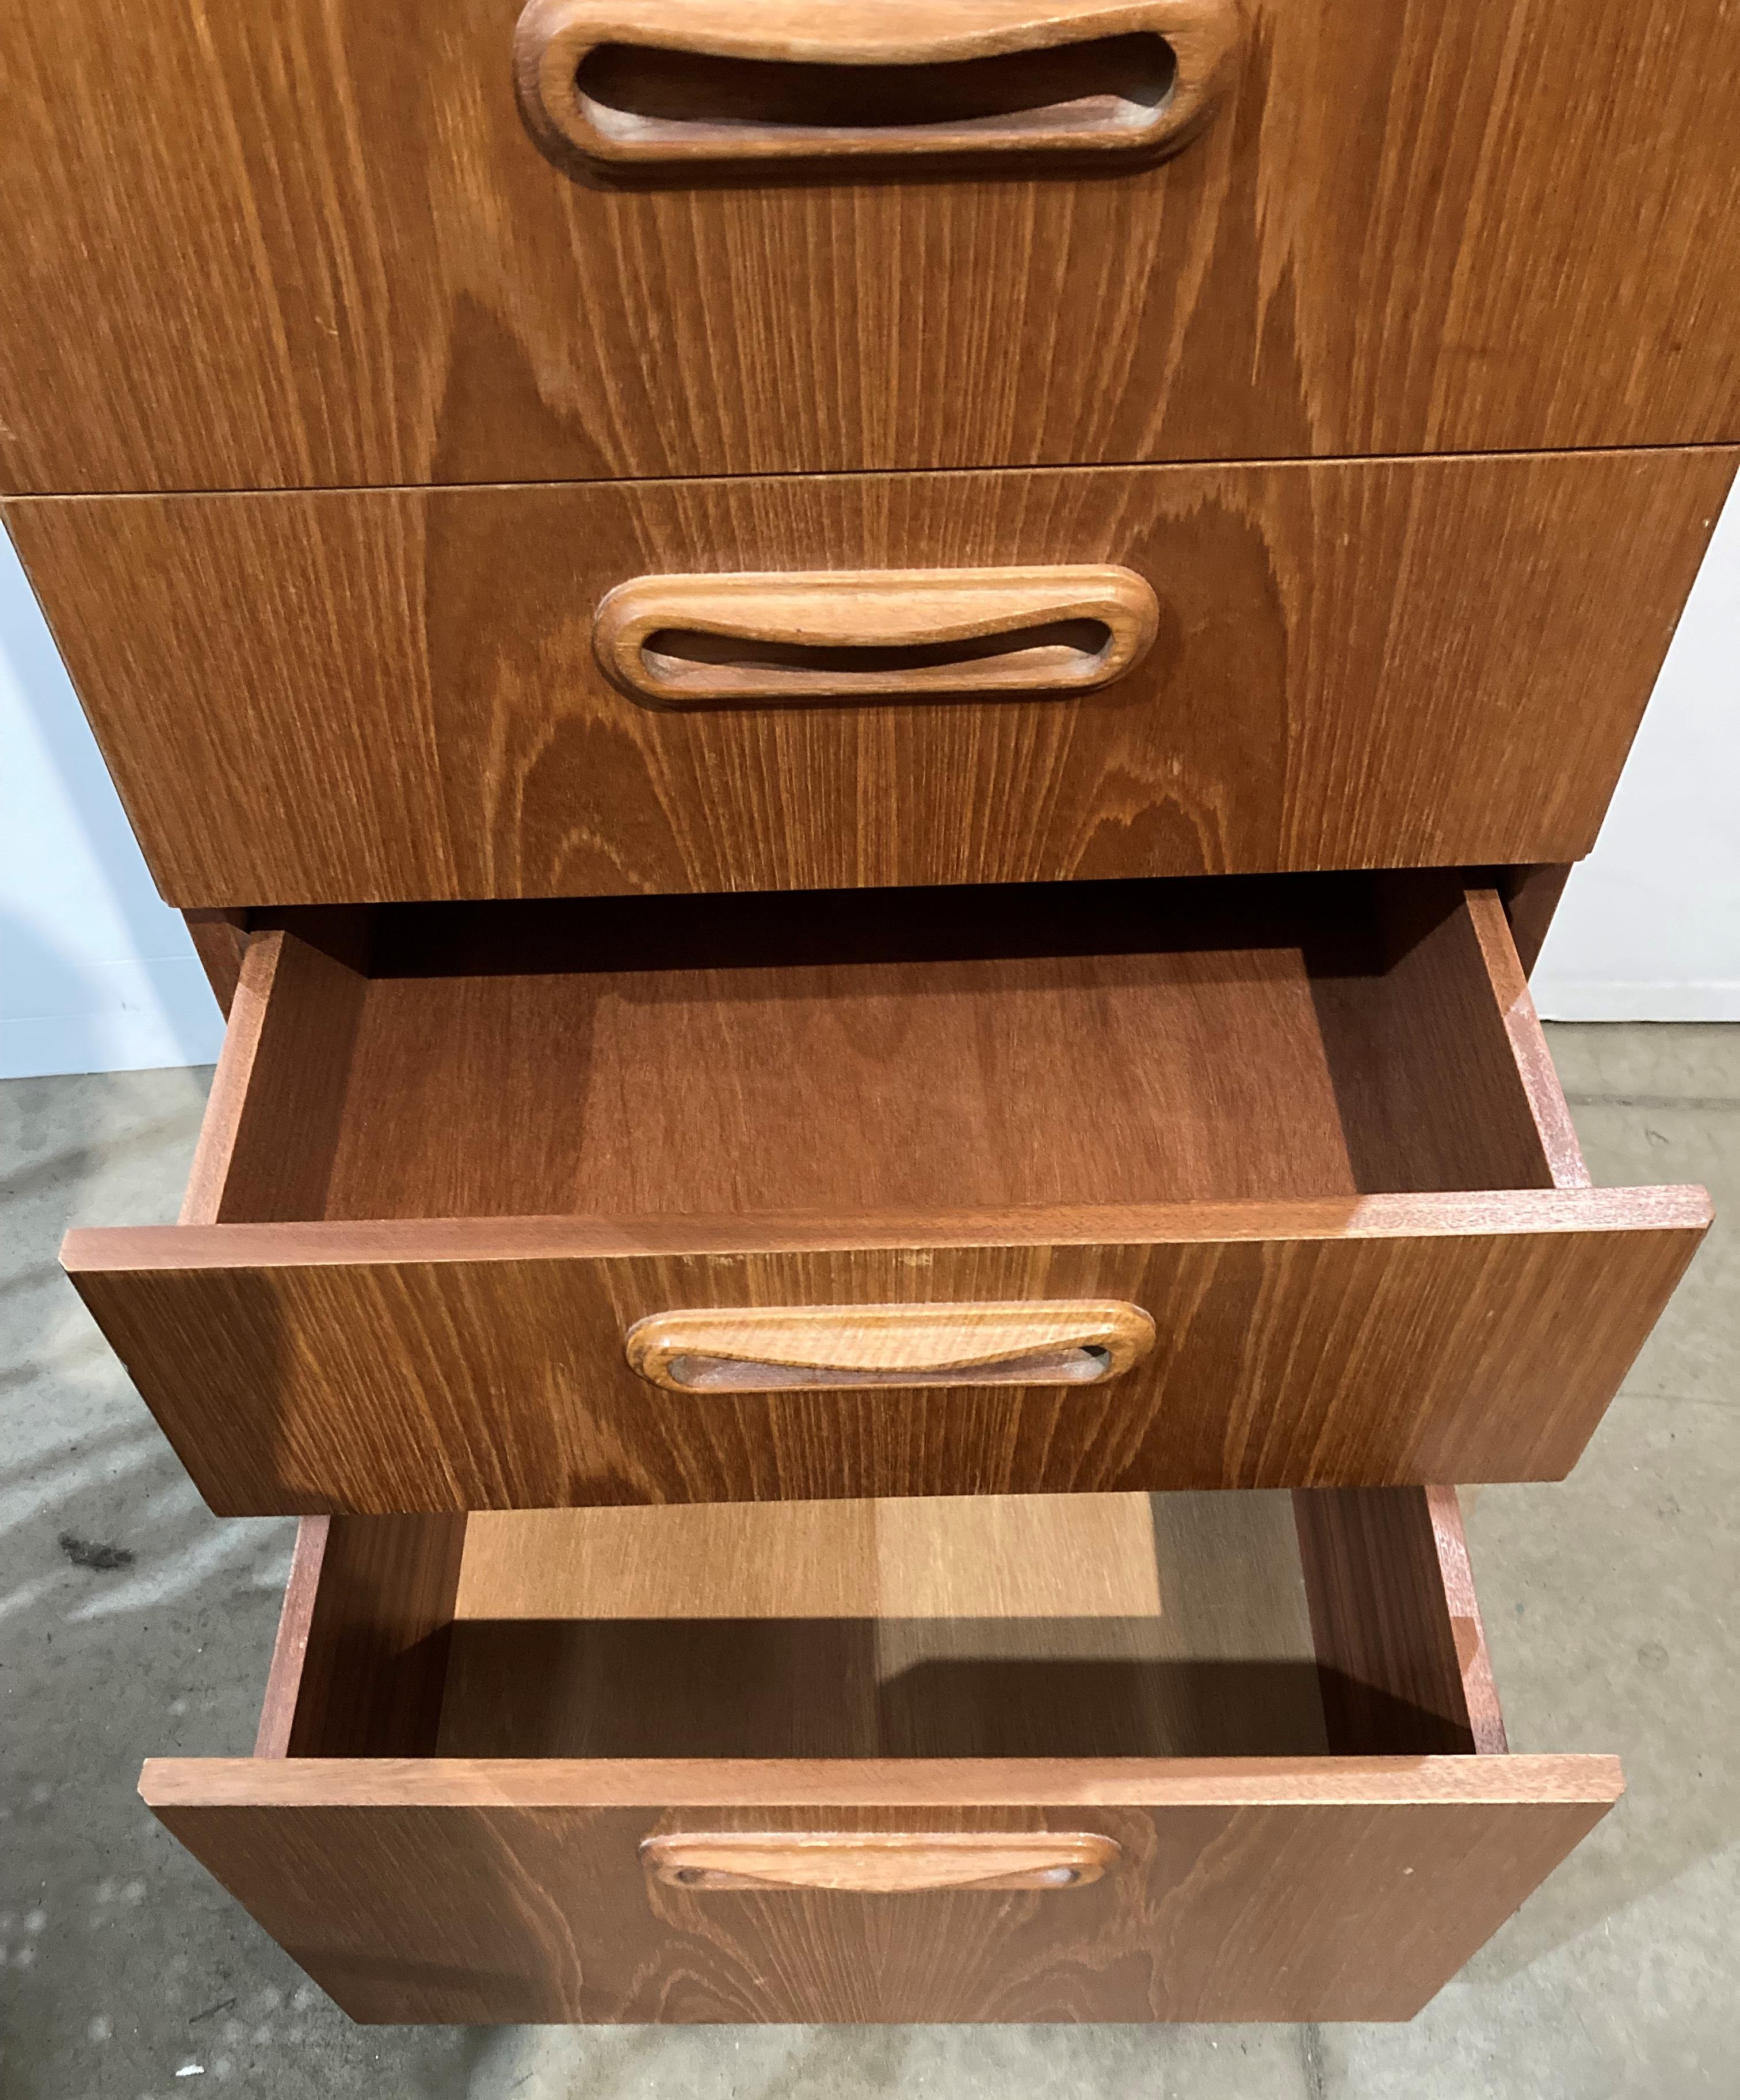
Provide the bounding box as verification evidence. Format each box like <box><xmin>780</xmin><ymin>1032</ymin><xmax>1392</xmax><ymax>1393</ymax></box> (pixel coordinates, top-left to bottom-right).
<box><xmin>514</xmin><ymin>0</ymin><xmax>1244</xmax><ymax>170</ymax></box>
<box><xmin>594</xmin><ymin>567</ymin><xmax>1159</xmax><ymax>708</ymax></box>
<box><xmin>624</xmin><ymin>1300</ymin><xmax>1156</xmax><ymax>1392</ymax></box>
<box><xmin>644</xmin><ymin>1830</ymin><xmax>1122</xmax><ymax>1892</ymax></box>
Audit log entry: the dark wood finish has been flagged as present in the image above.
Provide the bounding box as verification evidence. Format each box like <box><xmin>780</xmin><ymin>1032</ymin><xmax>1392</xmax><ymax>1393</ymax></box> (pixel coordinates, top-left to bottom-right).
<box><xmin>266</xmin><ymin>1515</ymin><xmax>468</xmax><ymax>1759</ymax></box>
<box><xmin>140</xmin><ymin>1490</ymin><xmax>1621</xmax><ymax>2023</ymax></box>
<box><xmin>8</xmin><ymin>450</ymin><xmax>1730</xmax><ymax>906</ymax></box>
<box><xmin>182</xmin><ymin>910</ymin><xmax>250</xmax><ymax>1018</ymax></box>
<box><xmin>1501</xmin><ymin>865</ymin><xmax>1575</xmax><ymax>980</ymax></box>
<box><xmin>1293</xmin><ymin>1485</ymin><xmax>1504</xmax><ymax>1757</ymax></box>
<box><xmin>2</xmin><ymin>0</ymin><xmax>1737</xmax><ymax>492</ymax></box>
<box><xmin>1309</xmin><ymin>879</ymin><xmax>1593</xmax><ymax>1196</ymax></box>
<box><xmin>61</xmin><ymin>879</ymin><xmax>1710</xmax><ymax>1513</ymax></box>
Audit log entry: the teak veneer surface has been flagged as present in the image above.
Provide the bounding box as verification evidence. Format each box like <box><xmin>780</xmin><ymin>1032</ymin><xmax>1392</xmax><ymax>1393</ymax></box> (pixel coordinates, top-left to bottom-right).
<box><xmin>293</xmin><ymin>881</ymin><xmax>1460</xmax><ymax>1223</ymax></box>
<box><xmin>1</xmin><ymin>0</ymin><xmax>1737</xmax><ymax>491</ymax></box>
<box><xmin>437</xmin><ymin>1491</ymin><xmax>1330</xmax><ymax>1761</ymax></box>
<box><xmin>141</xmin><ymin>1490</ymin><xmax>1622</xmax><ymax>2023</ymax></box>
<box><xmin>61</xmin><ymin>877</ymin><xmax>1710</xmax><ymax>1511</ymax></box>
<box><xmin>7</xmin><ymin>448</ymin><xmax>1731</xmax><ymax>905</ymax></box>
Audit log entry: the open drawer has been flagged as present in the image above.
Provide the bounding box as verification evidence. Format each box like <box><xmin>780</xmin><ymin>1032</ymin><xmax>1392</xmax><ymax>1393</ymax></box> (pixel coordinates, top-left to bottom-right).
<box><xmin>142</xmin><ymin>1487</ymin><xmax>1621</xmax><ymax>2023</ymax></box>
<box><xmin>63</xmin><ymin>871</ymin><xmax>1708</xmax><ymax>1514</ymax></box>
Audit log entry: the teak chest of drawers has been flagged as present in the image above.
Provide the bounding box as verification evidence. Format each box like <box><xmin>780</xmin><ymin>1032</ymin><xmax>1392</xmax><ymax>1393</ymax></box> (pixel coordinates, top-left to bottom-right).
<box><xmin>6</xmin><ymin>0</ymin><xmax>1735</xmax><ymax>2030</ymax></box>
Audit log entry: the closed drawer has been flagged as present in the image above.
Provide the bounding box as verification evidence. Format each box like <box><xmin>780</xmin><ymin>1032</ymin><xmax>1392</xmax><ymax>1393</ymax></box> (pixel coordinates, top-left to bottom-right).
<box><xmin>142</xmin><ymin>1486</ymin><xmax>1620</xmax><ymax>2023</ymax></box>
<box><xmin>7</xmin><ymin>448</ymin><xmax>1733</xmax><ymax>906</ymax></box>
<box><xmin>3</xmin><ymin>0</ymin><xmax>1738</xmax><ymax>493</ymax></box>
<box><xmin>63</xmin><ymin>872</ymin><xmax>1707</xmax><ymax>1514</ymax></box>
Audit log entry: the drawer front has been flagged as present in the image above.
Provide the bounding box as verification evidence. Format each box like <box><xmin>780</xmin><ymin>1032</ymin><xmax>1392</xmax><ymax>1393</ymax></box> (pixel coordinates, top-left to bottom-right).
<box><xmin>142</xmin><ymin>1762</ymin><xmax>1618</xmax><ymax>2024</ymax></box>
<box><xmin>60</xmin><ymin>878</ymin><xmax>1712</xmax><ymax>1515</ymax></box>
<box><xmin>8</xmin><ymin>448</ymin><xmax>1733</xmax><ymax>907</ymax></box>
<box><xmin>66</xmin><ymin>1190</ymin><xmax>1707</xmax><ymax>1515</ymax></box>
<box><xmin>140</xmin><ymin>1492</ymin><xmax>1621</xmax><ymax>2025</ymax></box>
<box><xmin>2</xmin><ymin>0</ymin><xmax>1737</xmax><ymax>492</ymax></box>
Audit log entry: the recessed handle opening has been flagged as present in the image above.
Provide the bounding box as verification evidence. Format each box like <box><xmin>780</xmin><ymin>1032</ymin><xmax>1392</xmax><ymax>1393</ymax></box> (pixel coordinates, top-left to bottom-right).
<box><xmin>575</xmin><ymin>33</ymin><xmax>1178</xmax><ymax>150</ymax></box>
<box><xmin>593</xmin><ymin>567</ymin><xmax>1160</xmax><ymax>709</ymax></box>
<box><xmin>625</xmin><ymin>1301</ymin><xmax>1157</xmax><ymax>1394</ymax></box>
<box><xmin>665</xmin><ymin>1340</ymin><xmax>1122</xmax><ymax>1391</ymax></box>
<box><xmin>514</xmin><ymin>1</ymin><xmax>1245</xmax><ymax>173</ymax></box>
<box><xmin>643</xmin><ymin>1830</ymin><xmax>1123</xmax><ymax>1893</ymax></box>
<box><xmin>640</xmin><ymin>617</ymin><xmax>1115</xmax><ymax>693</ymax></box>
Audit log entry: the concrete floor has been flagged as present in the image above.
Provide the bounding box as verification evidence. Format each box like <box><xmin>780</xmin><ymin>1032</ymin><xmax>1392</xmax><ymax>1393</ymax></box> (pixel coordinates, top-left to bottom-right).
<box><xmin>2</xmin><ymin>1024</ymin><xmax>1735</xmax><ymax>2098</ymax></box>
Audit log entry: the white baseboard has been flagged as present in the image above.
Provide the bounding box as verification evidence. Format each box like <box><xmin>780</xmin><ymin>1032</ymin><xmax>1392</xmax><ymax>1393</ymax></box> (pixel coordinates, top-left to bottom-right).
<box><xmin>1532</xmin><ymin>980</ymin><xmax>1740</xmax><ymax>1024</ymax></box>
<box><xmin>0</xmin><ymin>955</ymin><xmax>225</xmax><ymax>1078</ymax></box>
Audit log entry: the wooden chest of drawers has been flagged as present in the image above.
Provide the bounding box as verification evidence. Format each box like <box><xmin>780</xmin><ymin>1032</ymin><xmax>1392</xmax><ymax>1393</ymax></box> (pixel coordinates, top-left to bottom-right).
<box><xmin>3</xmin><ymin>0</ymin><xmax>1738</xmax><ymax>491</ymax></box>
<box><xmin>6</xmin><ymin>0</ymin><xmax>1735</xmax><ymax>2030</ymax></box>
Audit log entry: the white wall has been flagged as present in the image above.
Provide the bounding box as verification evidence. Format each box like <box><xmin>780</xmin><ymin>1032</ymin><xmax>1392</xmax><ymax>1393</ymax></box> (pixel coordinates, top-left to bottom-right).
<box><xmin>1</xmin><ymin>536</ymin><xmax>223</xmax><ymax>1078</ymax></box>
<box><xmin>2</xmin><ymin>478</ymin><xmax>1736</xmax><ymax>1075</ymax></box>
<box><xmin>1532</xmin><ymin>476</ymin><xmax>1740</xmax><ymax>1022</ymax></box>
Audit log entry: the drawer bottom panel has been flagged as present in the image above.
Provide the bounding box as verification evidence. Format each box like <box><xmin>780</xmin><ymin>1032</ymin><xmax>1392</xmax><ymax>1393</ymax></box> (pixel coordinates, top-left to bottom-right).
<box><xmin>142</xmin><ymin>1488</ymin><xmax>1619</xmax><ymax>2024</ymax></box>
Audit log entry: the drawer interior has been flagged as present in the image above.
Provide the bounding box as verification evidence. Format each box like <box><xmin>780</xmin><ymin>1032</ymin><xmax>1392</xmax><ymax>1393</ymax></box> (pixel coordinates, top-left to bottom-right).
<box><xmin>203</xmin><ymin>870</ymin><xmax>1582</xmax><ymax>1228</ymax></box>
<box><xmin>152</xmin><ymin>1486</ymin><xmax>1621</xmax><ymax>2027</ymax></box>
<box><xmin>261</xmin><ymin>1486</ymin><xmax>1506</xmax><ymax>1766</ymax></box>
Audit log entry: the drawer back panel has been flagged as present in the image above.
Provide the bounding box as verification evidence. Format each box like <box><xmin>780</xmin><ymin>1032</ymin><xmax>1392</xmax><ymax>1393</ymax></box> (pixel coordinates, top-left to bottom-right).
<box><xmin>7</xmin><ymin>448</ymin><xmax>1733</xmax><ymax>907</ymax></box>
<box><xmin>1</xmin><ymin>0</ymin><xmax>1737</xmax><ymax>492</ymax></box>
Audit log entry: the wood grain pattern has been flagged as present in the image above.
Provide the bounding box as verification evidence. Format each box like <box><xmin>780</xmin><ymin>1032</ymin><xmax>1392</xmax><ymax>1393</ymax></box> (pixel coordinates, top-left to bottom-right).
<box><xmin>270</xmin><ymin>1514</ymin><xmax>468</xmax><ymax>1758</ymax></box>
<box><xmin>1</xmin><ymin>0</ymin><xmax>1737</xmax><ymax>492</ymax></box>
<box><xmin>177</xmin><ymin>929</ymin><xmax>369</xmax><ymax>1228</ymax></box>
<box><xmin>63</xmin><ymin>1192</ymin><xmax>1709</xmax><ymax>1514</ymax></box>
<box><xmin>143</xmin><ymin>1486</ymin><xmax>1621</xmax><ymax>2020</ymax></box>
<box><xmin>1426</xmin><ymin>1485</ymin><xmax>1506</xmax><ymax>1757</ymax></box>
<box><xmin>1311</xmin><ymin>876</ymin><xmax>1575</xmax><ymax>1198</ymax></box>
<box><xmin>591</xmin><ymin>565</ymin><xmax>1158</xmax><ymax>705</ymax></box>
<box><xmin>624</xmin><ymin>1300</ymin><xmax>1156</xmax><ymax>1391</ymax></box>
<box><xmin>1293</xmin><ymin>1486</ymin><xmax>1500</xmax><ymax>1757</ymax></box>
<box><xmin>1461</xmin><ymin>887</ymin><xmax>1590</xmax><ymax>1190</ymax></box>
<box><xmin>59</xmin><ymin>879</ymin><xmax>1711</xmax><ymax>1511</ymax></box>
<box><xmin>514</xmin><ymin>0</ymin><xmax>1242</xmax><ymax>169</ymax></box>
<box><xmin>238</xmin><ymin>877</ymin><xmax>1569</xmax><ymax>1220</ymax></box>
<box><xmin>139</xmin><ymin>1764</ymin><xmax>1621</xmax><ymax>2021</ymax></box>
<box><xmin>253</xmin><ymin>1518</ymin><xmax>330</xmax><ymax>1759</ymax></box>
<box><xmin>7</xmin><ymin>450</ymin><xmax>1730</xmax><ymax>904</ymax></box>
<box><xmin>291</xmin><ymin>877</ymin><xmax>1395</xmax><ymax>1219</ymax></box>
<box><xmin>452</xmin><ymin>1494</ymin><xmax>1172</xmax><ymax>1621</ymax></box>
<box><xmin>436</xmin><ymin>1491</ymin><xmax>1327</xmax><ymax>1761</ymax></box>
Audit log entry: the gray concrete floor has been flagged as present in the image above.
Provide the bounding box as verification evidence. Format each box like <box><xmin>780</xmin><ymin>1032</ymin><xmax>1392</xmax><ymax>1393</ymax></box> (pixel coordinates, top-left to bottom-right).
<box><xmin>2</xmin><ymin>1025</ymin><xmax>1736</xmax><ymax>2098</ymax></box>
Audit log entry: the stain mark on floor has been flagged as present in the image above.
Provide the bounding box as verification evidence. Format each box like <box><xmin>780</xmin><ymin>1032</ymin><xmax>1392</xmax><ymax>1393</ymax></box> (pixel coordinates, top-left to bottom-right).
<box><xmin>58</xmin><ymin>1532</ymin><xmax>135</xmax><ymax>1572</ymax></box>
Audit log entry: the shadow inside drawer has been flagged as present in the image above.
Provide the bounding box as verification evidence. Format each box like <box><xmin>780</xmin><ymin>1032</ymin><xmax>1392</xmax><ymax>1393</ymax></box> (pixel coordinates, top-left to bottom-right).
<box><xmin>436</xmin><ymin>1618</ymin><xmax>1332</xmax><ymax>1760</ymax></box>
<box><xmin>429</xmin><ymin>1489</ymin><xmax>1337</xmax><ymax>1761</ymax></box>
